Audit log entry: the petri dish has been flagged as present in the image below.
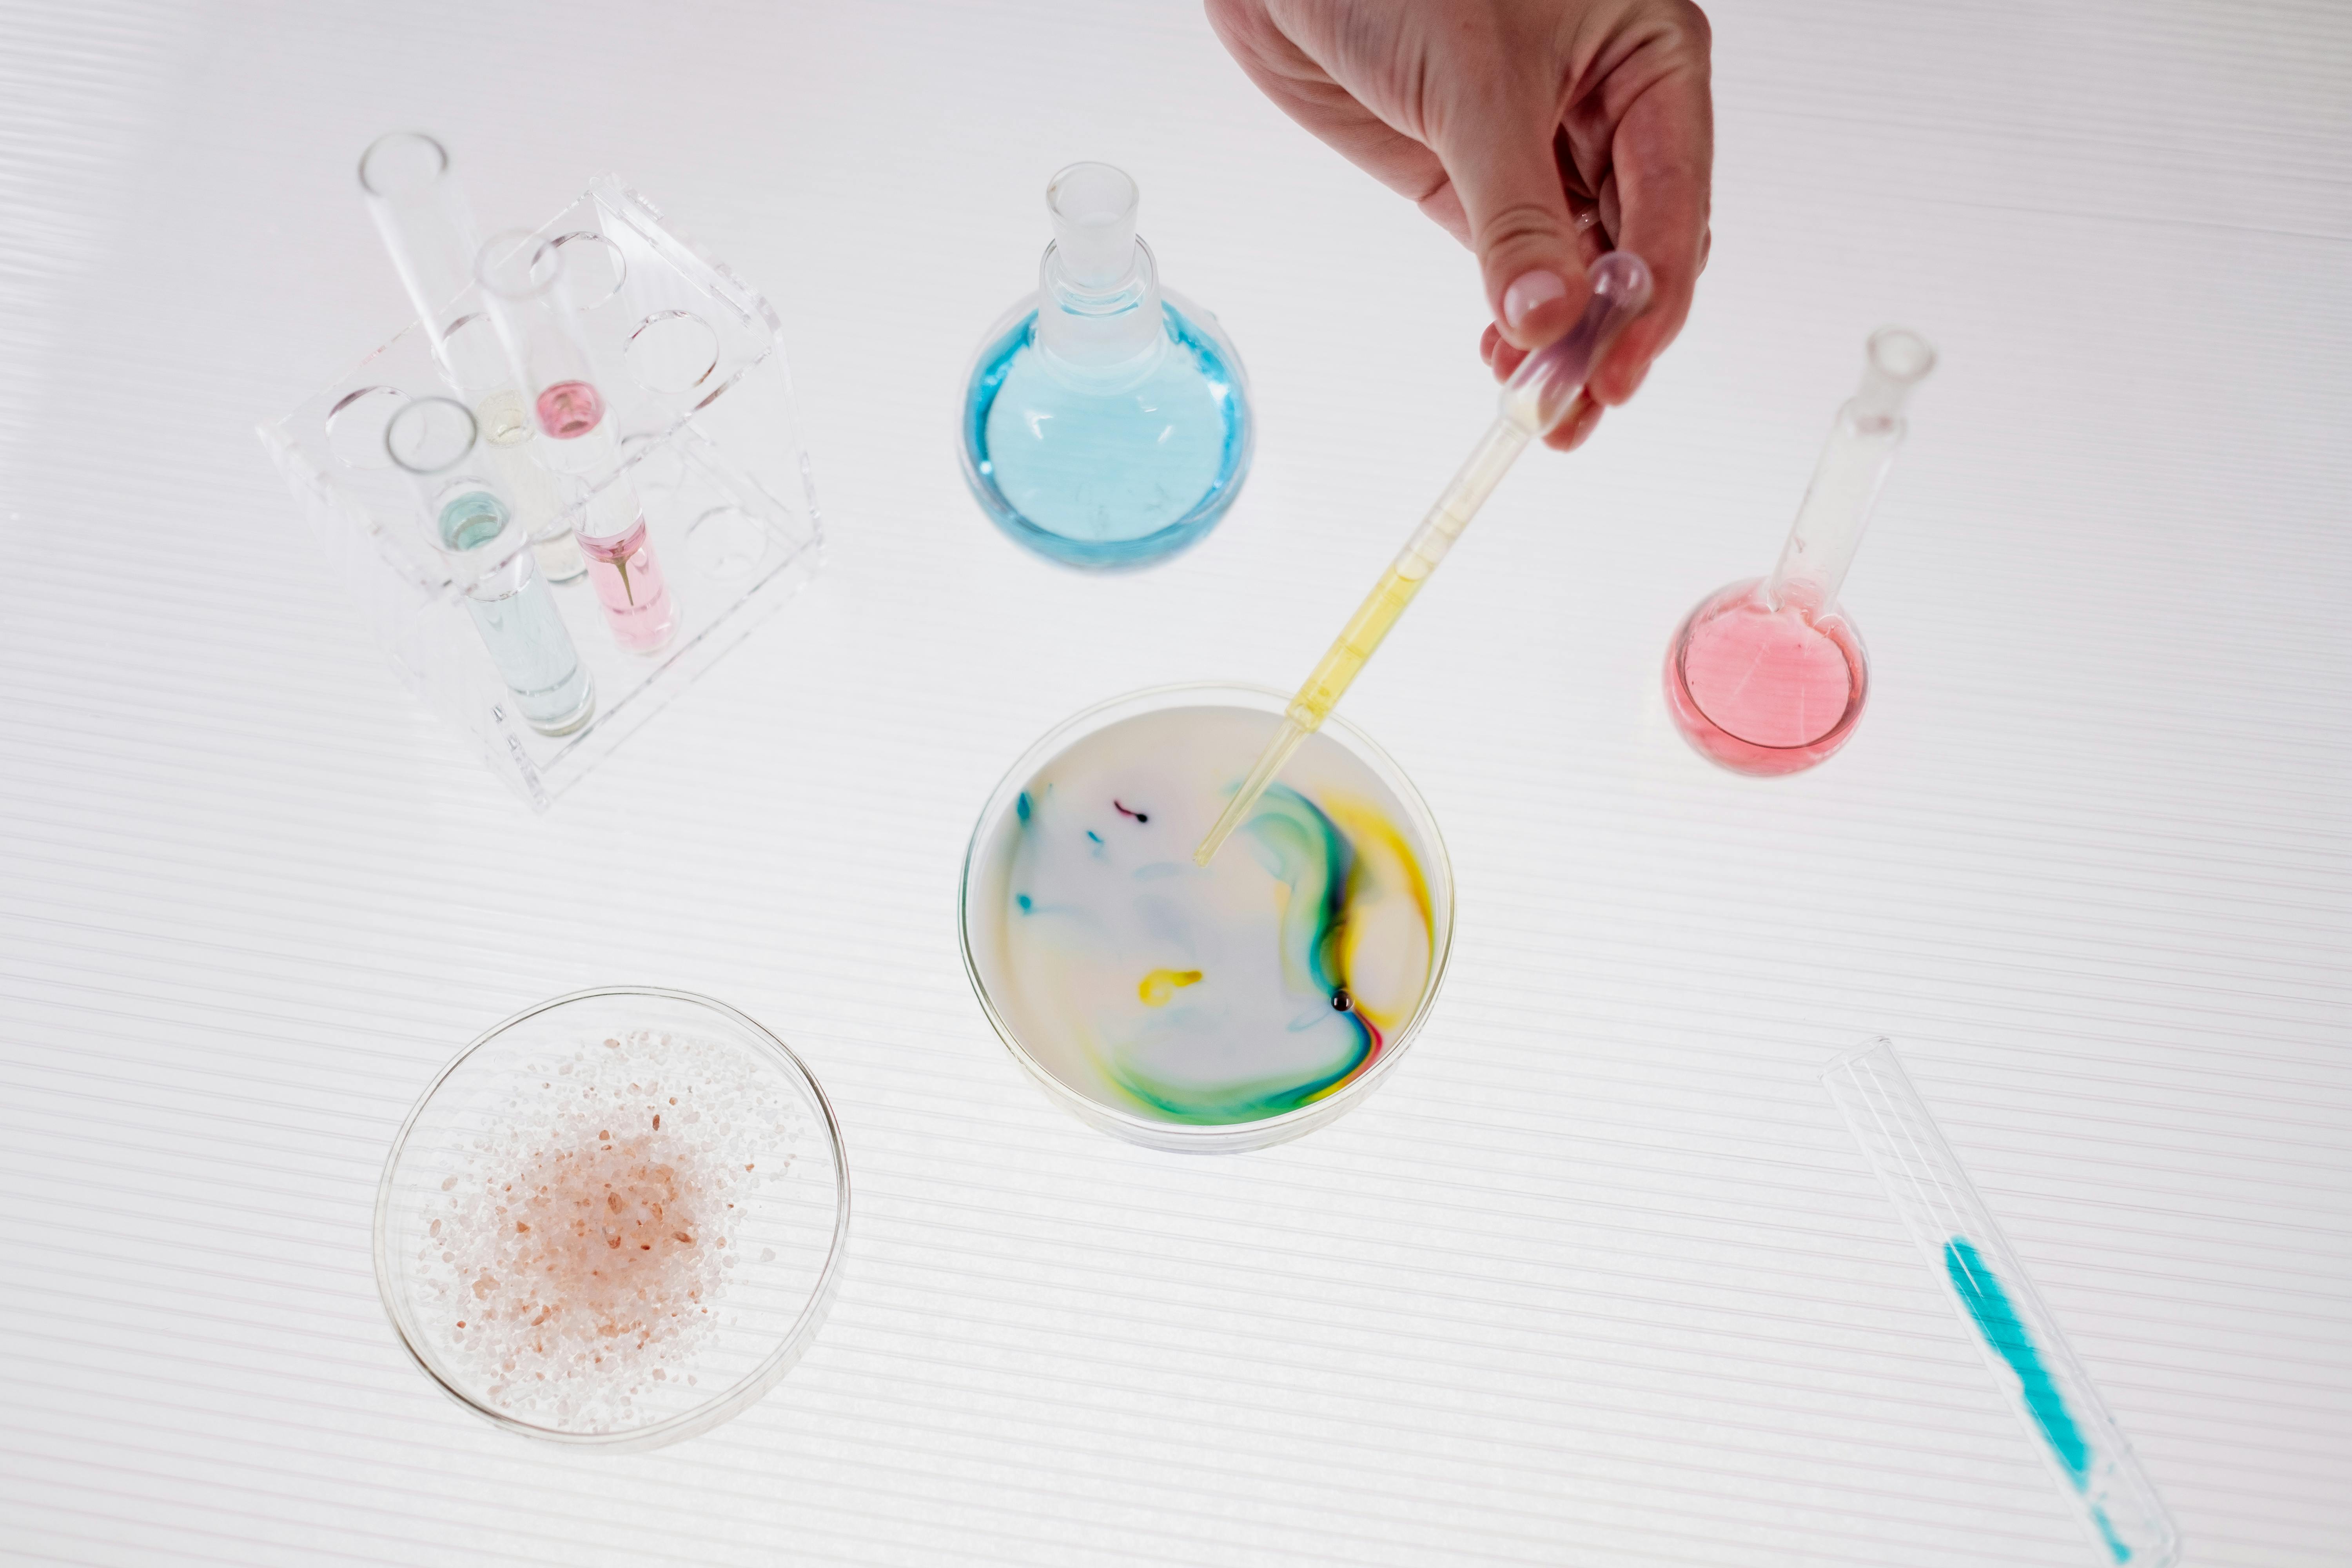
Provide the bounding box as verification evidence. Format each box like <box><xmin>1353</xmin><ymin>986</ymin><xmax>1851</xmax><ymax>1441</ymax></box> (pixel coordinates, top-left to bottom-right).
<box><xmin>373</xmin><ymin>987</ymin><xmax>849</xmax><ymax>1450</ymax></box>
<box><xmin>960</xmin><ymin>684</ymin><xmax>1454</xmax><ymax>1153</ymax></box>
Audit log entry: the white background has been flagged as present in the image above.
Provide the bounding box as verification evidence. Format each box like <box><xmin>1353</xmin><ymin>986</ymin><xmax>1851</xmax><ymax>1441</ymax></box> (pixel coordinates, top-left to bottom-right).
<box><xmin>2</xmin><ymin>2</ymin><xmax>2346</xmax><ymax>1564</ymax></box>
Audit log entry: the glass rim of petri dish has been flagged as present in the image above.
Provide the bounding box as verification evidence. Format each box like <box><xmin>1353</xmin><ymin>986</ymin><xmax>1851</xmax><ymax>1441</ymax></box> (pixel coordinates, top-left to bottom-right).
<box><xmin>370</xmin><ymin>986</ymin><xmax>851</xmax><ymax>1451</ymax></box>
<box><xmin>958</xmin><ymin>682</ymin><xmax>1456</xmax><ymax>1154</ymax></box>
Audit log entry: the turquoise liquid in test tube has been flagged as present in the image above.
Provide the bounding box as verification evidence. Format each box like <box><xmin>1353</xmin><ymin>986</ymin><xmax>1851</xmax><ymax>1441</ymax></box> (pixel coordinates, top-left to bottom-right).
<box><xmin>1822</xmin><ymin>1040</ymin><xmax>2180</xmax><ymax>1567</ymax></box>
<box><xmin>386</xmin><ymin>396</ymin><xmax>595</xmax><ymax>736</ymax></box>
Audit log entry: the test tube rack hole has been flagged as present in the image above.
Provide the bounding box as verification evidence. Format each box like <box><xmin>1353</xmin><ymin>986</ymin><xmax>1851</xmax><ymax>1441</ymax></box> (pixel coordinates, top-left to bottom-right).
<box><xmin>260</xmin><ymin>178</ymin><xmax>822</xmax><ymax>812</ymax></box>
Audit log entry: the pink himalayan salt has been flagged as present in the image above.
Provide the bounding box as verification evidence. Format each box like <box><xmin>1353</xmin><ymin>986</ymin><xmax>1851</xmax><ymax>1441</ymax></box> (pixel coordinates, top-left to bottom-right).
<box><xmin>450</xmin><ymin>1123</ymin><xmax>724</xmax><ymax>1390</ymax></box>
<box><xmin>415</xmin><ymin>1028</ymin><xmax>791</xmax><ymax>1430</ymax></box>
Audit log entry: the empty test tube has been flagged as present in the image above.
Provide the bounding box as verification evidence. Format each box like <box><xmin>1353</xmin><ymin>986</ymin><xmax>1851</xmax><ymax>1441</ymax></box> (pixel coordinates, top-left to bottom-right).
<box><xmin>358</xmin><ymin>132</ymin><xmax>584</xmax><ymax>583</ymax></box>
<box><xmin>1822</xmin><ymin>1040</ymin><xmax>2179</xmax><ymax>1567</ymax></box>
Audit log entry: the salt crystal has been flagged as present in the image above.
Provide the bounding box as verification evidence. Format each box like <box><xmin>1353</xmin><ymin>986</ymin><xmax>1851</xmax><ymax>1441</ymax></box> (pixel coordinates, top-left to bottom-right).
<box><xmin>413</xmin><ymin>1026</ymin><xmax>793</xmax><ymax>1434</ymax></box>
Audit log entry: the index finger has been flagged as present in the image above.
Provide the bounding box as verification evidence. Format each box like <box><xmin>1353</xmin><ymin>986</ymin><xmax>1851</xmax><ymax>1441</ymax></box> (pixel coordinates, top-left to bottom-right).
<box><xmin>1586</xmin><ymin>65</ymin><xmax>1712</xmax><ymax>407</ymax></box>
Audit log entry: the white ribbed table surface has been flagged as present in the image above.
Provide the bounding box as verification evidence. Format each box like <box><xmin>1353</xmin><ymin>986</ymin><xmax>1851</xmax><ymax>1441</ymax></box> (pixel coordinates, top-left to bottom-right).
<box><xmin>2</xmin><ymin>2</ymin><xmax>2345</xmax><ymax>1564</ymax></box>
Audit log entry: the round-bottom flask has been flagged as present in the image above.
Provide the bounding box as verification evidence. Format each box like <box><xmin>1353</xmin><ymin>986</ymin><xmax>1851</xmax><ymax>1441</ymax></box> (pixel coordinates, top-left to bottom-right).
<box><xmin>1664</xmin><ymin>578</ymin><xmax>1866</xmax><ymax>776</ymax></box>
<box><xmin>959</xmin><ymin>163</ymin><xmax>1252</xmax><ymax>570</ymax></box>
<box><xmin>1662</xmin><ymin>327</ymin><xmax>1932</xmax><ymax>779</ymax></box>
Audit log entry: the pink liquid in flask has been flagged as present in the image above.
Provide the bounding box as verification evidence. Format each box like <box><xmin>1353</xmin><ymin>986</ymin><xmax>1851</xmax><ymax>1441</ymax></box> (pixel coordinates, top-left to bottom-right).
<box><xmin>1661</xmin><ymin>327</ymin><xmax>1933</xmax><ymax>777</ymax></box>
<box><xmin>1664</xmin><ymin>579</ymin><xmax>1866</xmax><ymax>777</ymax></box>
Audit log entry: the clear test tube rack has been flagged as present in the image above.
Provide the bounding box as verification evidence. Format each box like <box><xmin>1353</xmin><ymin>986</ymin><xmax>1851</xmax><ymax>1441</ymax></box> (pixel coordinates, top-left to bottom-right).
<box><xmin>258</xmin><ymin>178</ymin><xmax>822</xmax><ymax>811</ymax></box>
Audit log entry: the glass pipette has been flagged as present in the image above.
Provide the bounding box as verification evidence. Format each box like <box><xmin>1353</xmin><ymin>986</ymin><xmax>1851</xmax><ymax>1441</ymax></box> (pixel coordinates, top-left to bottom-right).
<box><xmin>1192</xmin><ymin>252</ymin><xmax>1653</xmax><ymax>866</ymax></box>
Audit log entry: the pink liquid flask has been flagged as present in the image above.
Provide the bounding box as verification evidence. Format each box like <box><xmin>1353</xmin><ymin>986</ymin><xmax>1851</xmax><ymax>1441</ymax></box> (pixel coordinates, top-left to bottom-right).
<box><xmin>1665</xmin><ymin>579</ymin><xmax>1867</xmax><ymax>776</ymax></box>
<box><xmin>1665</xmin><ymin>327</ymin><xmax>1933</xmax><ymax>776</ymax></box>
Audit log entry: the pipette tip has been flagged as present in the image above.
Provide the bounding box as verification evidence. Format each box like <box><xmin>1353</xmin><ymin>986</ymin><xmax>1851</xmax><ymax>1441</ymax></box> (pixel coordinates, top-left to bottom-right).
<box><xmin>1192</xmin><ymin>717</ymin><xmax>1311</xmax><ymax>866</ymax></box>
<box><xmin>1199</xmin><ymin>258</ymin><xmax>1653</xmax><ymax>866</ymax></box>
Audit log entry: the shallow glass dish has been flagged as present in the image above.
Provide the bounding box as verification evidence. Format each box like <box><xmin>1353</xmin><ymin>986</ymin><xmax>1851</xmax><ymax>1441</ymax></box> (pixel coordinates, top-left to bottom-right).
<box><xmin>373</xmin><ymin>987</ymin><xmax>849</xmax><ymax>1450</ymax></box>
<box><xmin>960</xmin><ymin>684</ymin><xmax>1454</xmax><ymax>1153</ymax></box>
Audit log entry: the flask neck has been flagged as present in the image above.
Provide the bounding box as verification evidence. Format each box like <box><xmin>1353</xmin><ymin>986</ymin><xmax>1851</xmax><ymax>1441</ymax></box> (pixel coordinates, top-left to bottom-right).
<box><xmin>1764</xmin><ymin>327</ymin><xmax>1936</xmax><ymax>616</ymax></box>
<box><xmin>1765</xmin><ymin>403</ymin><xmax>1906</xmax><ymax>615</ymax></box>
<box><xmin>1035</xmin><ymin>236</ymin><xmax>1165</xmax><ymax>367</ymax></box>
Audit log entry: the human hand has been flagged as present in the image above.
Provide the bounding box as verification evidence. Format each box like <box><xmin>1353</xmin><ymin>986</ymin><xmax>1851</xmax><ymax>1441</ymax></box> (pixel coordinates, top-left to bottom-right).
<box><xmin>1207</xmin><ymin>0</ymin><xmax>1712</xmax><ymax>449</ymax></box>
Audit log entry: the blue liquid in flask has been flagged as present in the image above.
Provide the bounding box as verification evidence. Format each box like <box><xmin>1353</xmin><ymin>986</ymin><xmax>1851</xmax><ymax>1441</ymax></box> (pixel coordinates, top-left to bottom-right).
<box><xmin>958</xmin><ymin>163</ymin><xmax>1252</xmax><ymax>570</ymax></box>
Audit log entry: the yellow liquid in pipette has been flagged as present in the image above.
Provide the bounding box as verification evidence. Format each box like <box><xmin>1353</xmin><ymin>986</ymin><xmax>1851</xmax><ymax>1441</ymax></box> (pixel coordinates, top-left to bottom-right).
<box><xmin>1190</xmin><ymin>565</ymin><xmax>1432</xmax><ymax>868</ymax></box>
<box><xmin>1289</xmin><ymin>566</ymin><xmax>1425</xmax><ymax>727</ymax></box>
<box><xmin>1193</xmin><ymin>262</ymin><xmax>1650</xmax><ymax>866</ymax></box>
<box><xmin>1193</xmin><ymin>418</ymin><xmax>1531</xmax><ymax>867</ymax></box>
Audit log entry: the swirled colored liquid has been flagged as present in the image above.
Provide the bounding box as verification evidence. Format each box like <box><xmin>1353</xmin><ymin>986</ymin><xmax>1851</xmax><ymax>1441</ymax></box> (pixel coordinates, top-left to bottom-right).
<box><xmin>970</xmin><ymin>706</ymin><xmax>1437</xmax><ymax>1125</ymax></box>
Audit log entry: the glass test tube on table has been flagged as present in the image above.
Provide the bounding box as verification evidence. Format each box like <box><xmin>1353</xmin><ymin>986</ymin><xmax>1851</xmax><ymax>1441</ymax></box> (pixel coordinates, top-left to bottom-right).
<box><xmin>385</xmin><ymin>397</ymin><xmax>595</xmax><ymax>735</ymax></box>
<box><xmin>356</xmin><ymin>132</ymin><xmax>585</xmax><ymax>584</ymax></box>
<box><xmin>1822</xmin><ymin>1040</ymin><xmax>2180</xmax><ymax>1567</ymax></box>
<box><xmin>476</xmin><ymin>228</ymin><xmax>678</xmax><ymax>654</ymax></box>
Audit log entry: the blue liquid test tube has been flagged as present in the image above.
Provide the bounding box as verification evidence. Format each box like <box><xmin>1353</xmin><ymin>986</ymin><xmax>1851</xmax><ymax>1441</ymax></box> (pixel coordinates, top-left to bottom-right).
<box><xmin>386</xmin><ymin>396</ymin><xmax>596</xmax><ymax>737</ymax></box>
<box><xmin>1822</xmin><ymin>1039</ymin><xmax>2180</xmax><ymax>1567</ymax></box>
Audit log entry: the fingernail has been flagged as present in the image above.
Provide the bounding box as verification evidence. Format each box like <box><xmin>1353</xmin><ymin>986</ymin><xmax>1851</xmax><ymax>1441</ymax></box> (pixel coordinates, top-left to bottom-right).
<box><xmin>1563</xmin><ymin>404</ymin><xmax>1602</xmax><ymax>450</ymax></box>
<box><xmin>1502</xmin><ymin>269</ymin><xmax>1568</xmax><ymax>332</ymax></box>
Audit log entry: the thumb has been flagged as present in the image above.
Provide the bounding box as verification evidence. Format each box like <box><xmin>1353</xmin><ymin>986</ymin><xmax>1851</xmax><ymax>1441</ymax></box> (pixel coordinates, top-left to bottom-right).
<box><xmin>1434</xmin><ymin>88</ymin><xmax>1589</xmax><ymax>352</ymax></box>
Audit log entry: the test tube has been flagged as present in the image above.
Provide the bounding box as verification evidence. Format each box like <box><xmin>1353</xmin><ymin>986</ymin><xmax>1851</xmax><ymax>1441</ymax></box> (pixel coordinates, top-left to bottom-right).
<box><xmin>1822</xmin><ymin>1040</ymin><xmax>2180</xmax><ymax>1567</ymax></box>
<box><xmin>357</xmin><ymin>133</ymin><xmax>585</xmax><ymax>584</ymax></box>
<box><xmin>386</xmin><ymin>397</ymin><xmax>596</xmax><ymax>737</ymax></box>
<box><xmin>475</xmin><ymin>229</ymin><xmax>678</xmax><ymax>654</ymax></box>
<box><xmin>357</xmin><ymin>132</ymin><xmax>474</xmax><ymax>357</ymax></box>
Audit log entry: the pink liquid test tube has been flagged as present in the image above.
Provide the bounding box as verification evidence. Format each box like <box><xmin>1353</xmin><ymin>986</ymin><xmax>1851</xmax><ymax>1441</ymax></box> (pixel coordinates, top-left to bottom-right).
<box><xmin>576</xmin><ymin>512</ymin><xmax>676</xmax><ymax>653</ymax></box>
<box><xmin>533</xmin><ymin>379</ymin><xmax>677</xmax><ymax>652</ymax></box>
<box><xmin>477</xmin><ymin>232</ymin><xmax>680</xmax><ymax>654</ymax></box>
<box><xmin>1665</xmin><ymin>327</ymin><xmax>1934</xmax><ymax>775</ymax></box>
